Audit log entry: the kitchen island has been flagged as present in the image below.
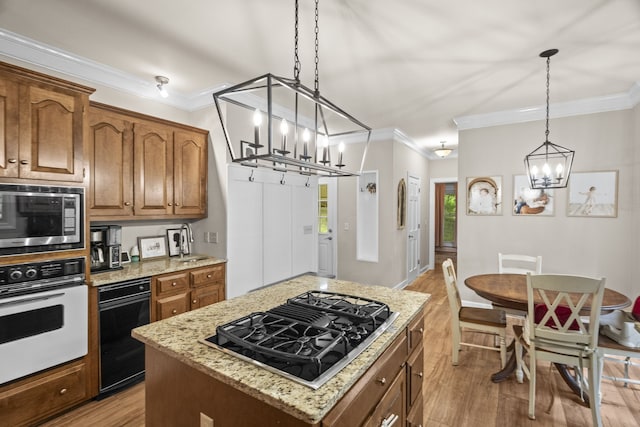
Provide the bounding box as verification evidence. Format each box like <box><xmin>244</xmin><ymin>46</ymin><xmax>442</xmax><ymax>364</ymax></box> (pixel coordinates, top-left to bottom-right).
<box><xmin>132</xmin><ymin>275</ymin><xmax>429</xmax><ymax>426</ymax></box>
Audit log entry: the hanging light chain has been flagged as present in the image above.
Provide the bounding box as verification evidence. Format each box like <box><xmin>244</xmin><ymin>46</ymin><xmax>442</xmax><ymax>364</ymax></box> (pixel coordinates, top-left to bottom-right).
<box><xmin>545</xmin><ymin>54</ymin><xmax>551</xmax><ymax>142</ymax></box>
<box><xmin>293</xmin><ymin>0</ymin><xmax>301</xmax><ymax>82</ymax></box>
<box><xmin>314</xmin><ymin>0</ymin><xmax>320</xmax><ymax>95</ymax></box>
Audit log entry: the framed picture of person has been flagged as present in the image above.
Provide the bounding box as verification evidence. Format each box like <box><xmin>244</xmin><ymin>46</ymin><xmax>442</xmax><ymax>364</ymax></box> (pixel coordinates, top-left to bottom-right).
<box><xmin>167</xmin><ymin>228</ymin><xmax>191</xmax><ymax>256</ymax></box>
<box><xmin>567</xmin><ymin>170</ymin><xmax>618</xmax><ymax>217</ymax></box>
<box><xmin>512</xmin><ymin>174</ymin><xmax>554</xmax><ymax>216</ymax></box>
<box><xmin>467</xmin><ymin>176</ymin><xmax>502</xmax><ymax>215</ymax></box>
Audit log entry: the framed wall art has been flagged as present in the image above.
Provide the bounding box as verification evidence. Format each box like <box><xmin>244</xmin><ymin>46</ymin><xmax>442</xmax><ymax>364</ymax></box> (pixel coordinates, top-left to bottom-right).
<box><xmin>512</xmin><ymin>174</ymin><xmax>554</xmax><ymax>216</ymax></box>
<box><xmin>567</xmin><ymin>170</ymin><xmax>618</xmax><ymax>217</ymax></box>
<box><xmin>167</xmin><ymin>228</ymin><xmax>191</xmax><ymax>256</ymax></box>
<box><xmin>467</xmin><ymin>176</ymin><xmax>502</xmax><ymax>215</ymax></box>
<box><xmin>137</xmin><ymin>235</ymin><xmax>168</xmax><ymax>260</ymax></box>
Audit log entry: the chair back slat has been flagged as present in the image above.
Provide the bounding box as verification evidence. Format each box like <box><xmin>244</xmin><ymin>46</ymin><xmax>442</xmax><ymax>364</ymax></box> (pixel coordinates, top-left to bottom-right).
<box><xmin>499</xmin><ymin>253</ymin><xmax>542</xmax><ymax>274</ymax></box>
<box><xmin>442</xmin><ymin>259</ymin><xmax>461</xmax><ymax>314</ymax></box>
<box><xmin>526</xmin><ymin>273</ymin><xmax>605</xmax><ymax>352</ymax></box>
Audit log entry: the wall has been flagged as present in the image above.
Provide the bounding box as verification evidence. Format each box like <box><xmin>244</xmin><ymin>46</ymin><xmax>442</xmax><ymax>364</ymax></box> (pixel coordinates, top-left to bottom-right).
<box><xmin>337</xmin><ymin>134</ymin><xmax>430</xmax><ymax>288</ymax></box>
<box><xmin>457</xmin><ymin>109</ymin><xmax>637</xmax><ymax>304</ymax></box>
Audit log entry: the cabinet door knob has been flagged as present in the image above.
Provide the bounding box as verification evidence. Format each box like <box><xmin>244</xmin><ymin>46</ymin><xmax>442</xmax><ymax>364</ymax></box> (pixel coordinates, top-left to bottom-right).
<box><xmin>207</xmin><ymin>274</ymin><xmax>212</xmax><ymax>278</ymax></box>
<box><xmin>7</xmin><ymin>158</ymin><xmax>17</xmax><ymax>164</ymax></box>
<box><xmin>172</xmin><ymin>309</ymin><xmax>177</xmax><ymax>314</ymax></box>
<box><xmin>124</xmin><ymin>202</ymin><xmax>131</xmax><ymax>206</ymax></box>
<box><xmin>59</xmin><ymin>388</ymin><xmax>67</xmax><ymax>395</ymax></box>
<box><xmin>193</xmin><ymin>299</ymin><xmax>197</xmax><ymax>304</ymax></box>
<box><xmin>375</xmin><ymin>377</ymin><xmax>386</xmax><ymax>385</ymax></box>
<box><xmin>416</xmin><ymin>371</ymin><xmax>424</xmax><ymax>378</ymax></box>
<box><xmin>20</xmin><ymin>160</ymin><xmax>29</xmax><ymax>165</ymax></box>
<box><xmin>168</xmin><ymin>202</ymin><xmax>173</xmax><ymax>206</ymax></box>
<box><xmin>174</xmin><ymin>202</ymin><xmax>180</xmax><ymax>206</ymax></box>
<box><xmin>172</xmin><ymin>282</ymin><xmax>177</xmax><ymax>286</ymax></box>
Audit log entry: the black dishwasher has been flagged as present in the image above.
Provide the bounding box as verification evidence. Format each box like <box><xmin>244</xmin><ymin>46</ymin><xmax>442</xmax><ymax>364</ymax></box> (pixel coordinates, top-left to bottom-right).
<box><xmin>98</xmin><ymin>277</ymin><xmax>151</xmax><ymax>398</ymax></box>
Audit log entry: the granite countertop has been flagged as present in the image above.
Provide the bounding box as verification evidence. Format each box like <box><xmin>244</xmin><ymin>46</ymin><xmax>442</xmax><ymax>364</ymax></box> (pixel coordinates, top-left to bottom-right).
<box><xmin>132</xmin><ymin>275</ymin><xmax>430</xmax><ymax>424</ymax></box>
<box><xmin>89</xmin><ymin>255</ymin><xmax>226</xmax><ymax>286</ymax></box>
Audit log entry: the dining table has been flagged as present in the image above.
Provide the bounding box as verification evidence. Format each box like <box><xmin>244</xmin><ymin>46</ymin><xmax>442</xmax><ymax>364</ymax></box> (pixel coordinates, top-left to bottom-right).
<box><xmin>464</xmin><ymin>273</ymin><xmax>631</xmax><ymax>405</ymax></box>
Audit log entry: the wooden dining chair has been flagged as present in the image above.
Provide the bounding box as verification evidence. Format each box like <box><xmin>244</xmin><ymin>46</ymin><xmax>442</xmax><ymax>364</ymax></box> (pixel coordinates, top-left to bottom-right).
<box><xmin>514</xmin><ymin>273</ymin><xmax>606</xmax><ymax>426</ymax></box>
<box><xmin>441</xmin><ymin>258</ymin><xmax>507</xmax><ymax>368</ymax></box>
<box><xmin>498</xmin><ymin>253</ymin><xmax>542</xmax><ymax>274</ymax></box>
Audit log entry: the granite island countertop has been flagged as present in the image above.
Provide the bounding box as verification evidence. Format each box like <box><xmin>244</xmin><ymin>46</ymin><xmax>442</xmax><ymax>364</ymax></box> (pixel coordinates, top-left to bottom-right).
<box><xmin>89</xmin><ymin>255</ymin><xmax>226</xmax><ymax>286</ymax></box>
<box><xmin>132</xmin><ymin>275</ymin><xmax>430</xmax><ymax>424</ymax></box>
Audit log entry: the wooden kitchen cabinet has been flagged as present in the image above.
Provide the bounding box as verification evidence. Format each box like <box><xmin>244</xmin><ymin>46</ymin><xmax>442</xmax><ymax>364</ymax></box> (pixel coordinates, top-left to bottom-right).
<box><xmin>151</xmin><ymin>263</ymin><xmax>226</xmax><ymax>322</ymax></box>
<box><xmin>0</xmin><ymin>359</ymin><xmax>88</xmax><ymax>427</ymax></box>
<box><xmin>0</xmin><ymin>61</ymin><xmax>94</xmax><ymax>183</ymax></box>
<box><xmin>89</xmin><ymin>102</ymin><xmax>207</xmax><ymax>220</ymax></box>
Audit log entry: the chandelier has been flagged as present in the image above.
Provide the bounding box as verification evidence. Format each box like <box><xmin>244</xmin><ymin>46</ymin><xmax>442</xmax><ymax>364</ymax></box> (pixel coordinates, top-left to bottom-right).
<box><xmin>213</xmin><ymin>0</ymin><xmax>371</xmax><ymax>177</ymax></box>
<box><xmin>524</xmin><ymin>49</ymin><xmax>574</xmax><ymax>189</ymax></box>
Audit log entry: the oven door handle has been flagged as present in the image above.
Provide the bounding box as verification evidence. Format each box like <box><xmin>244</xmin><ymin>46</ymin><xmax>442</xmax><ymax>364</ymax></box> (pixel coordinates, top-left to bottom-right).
<box><xmin>0</xmin><ymin>292</ymin><xmax>64</xmax><ymax>308</ymax></box>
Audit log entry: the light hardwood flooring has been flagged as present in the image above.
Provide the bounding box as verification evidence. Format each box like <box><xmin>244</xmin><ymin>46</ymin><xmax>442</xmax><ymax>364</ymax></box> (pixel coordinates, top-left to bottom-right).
<box><xmin>40</xmin><ymin>266</ymin><xmax>640</xmax><ymax>427</ymax></box>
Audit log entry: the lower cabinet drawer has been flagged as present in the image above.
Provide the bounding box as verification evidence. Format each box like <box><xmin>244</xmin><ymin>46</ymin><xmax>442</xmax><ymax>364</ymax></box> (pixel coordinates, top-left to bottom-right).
<box><xmin>156</xmin><ymin>292</ymin><xmax>190</xmax><ymax>319</ymax></box>
<box><xmin>155</xmin><ymin>272</ymin><xmax>189</xmax><ymax>296</ymax></box>
<box><xmin>407</xmin><ymin>396</ymin><xmax>423</xmax><ymax>427</ymax></box>
<box><xmin>0</xmin><ymin>361</ymin><xmax>87</xmax><ymax>427</ymax></box>
<box><xmin>322</xmin><ymin>332</ymin><xmax>408</xmax><ymax>427</ymax></box>
<box><xmin>364</xmin><ymin>369</ymin><xmax>406</xmax><ymax>427</ymax></box>
<box><xmin>407</xmin><ymin>347</ymin><xmax>424</xmax><ymax>410</ymax></box>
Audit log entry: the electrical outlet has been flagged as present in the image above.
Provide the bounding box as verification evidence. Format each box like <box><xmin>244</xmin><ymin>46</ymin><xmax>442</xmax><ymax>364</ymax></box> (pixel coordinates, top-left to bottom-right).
<box><xmin>344</xmin><ymin>222</ymin><xmax>350</xmax><ymax>231</ymax></box>
<box><xmin>204</xmin><ymin>231</ymin><xmax>219</xmax><ymax>243</ymax></box>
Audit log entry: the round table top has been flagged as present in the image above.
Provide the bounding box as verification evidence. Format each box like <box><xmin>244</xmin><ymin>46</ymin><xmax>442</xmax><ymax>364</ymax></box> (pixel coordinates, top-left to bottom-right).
<box><xmin>464</xmin><ymin>273</ymin><xmax>631</xmax><ymax>313</ymax></box>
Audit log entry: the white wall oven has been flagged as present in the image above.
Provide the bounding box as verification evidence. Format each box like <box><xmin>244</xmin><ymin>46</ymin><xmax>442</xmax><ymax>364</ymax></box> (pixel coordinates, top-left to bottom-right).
<box><xmin>0</xmin><ymin>184</ymin><xmax>84</xmax><ymax>256</ymax></box>
<box><xmin>0</xmin><ymin>257</ymin><xmax>87</xmax><ymax>385</ymax></box>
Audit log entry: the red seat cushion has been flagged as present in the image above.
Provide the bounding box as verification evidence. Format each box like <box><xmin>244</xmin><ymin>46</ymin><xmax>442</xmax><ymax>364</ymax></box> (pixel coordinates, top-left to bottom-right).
<box><xmin>632</xmin><ymin>296</ymin><xmax>640</xmax><ymax>322</ymax></box>
<box><xmin>534</xmin><ymin>304</ymin><xmax>579</xmax><ymax>330</ymax></box>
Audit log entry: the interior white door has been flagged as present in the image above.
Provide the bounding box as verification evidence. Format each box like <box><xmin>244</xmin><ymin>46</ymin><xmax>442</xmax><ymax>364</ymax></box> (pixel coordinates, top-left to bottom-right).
<box><xmin>407</xmin><ymin>174</ymin><xmax>421</xmax><ymax>283</ymax></box>
<box><xmin>317</xmin><ymin>178</ymin><xmax>337</xmax><ymax>278</ymax></box>
<box><xmin>263</xmin><ymin>182</ymin><xmax>292</xmax><ymax>285</ymax></box>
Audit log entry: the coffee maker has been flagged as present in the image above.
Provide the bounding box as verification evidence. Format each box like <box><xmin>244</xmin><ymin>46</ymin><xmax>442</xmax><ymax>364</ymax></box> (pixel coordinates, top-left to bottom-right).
<box><xmin>90</xmin><ymin>225</ymin><xmax>122</xmax><ymax>272</ymax></box>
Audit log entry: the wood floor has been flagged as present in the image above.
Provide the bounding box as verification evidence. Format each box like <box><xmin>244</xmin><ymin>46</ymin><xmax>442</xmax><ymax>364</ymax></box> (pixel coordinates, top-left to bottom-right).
<box><xmin>40</xmin><ymin>266</ymin><xmax>640</xmax><ymax>427</ymax></box>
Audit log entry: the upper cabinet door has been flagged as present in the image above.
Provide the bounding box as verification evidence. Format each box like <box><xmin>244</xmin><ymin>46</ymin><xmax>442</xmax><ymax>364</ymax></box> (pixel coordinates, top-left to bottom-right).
<box><xmin>0</xmin><ymin>78</ymin><xmax>19</xmax><ymax>178</ymax></box>
<box><xmin>133</xmin><ymin>121</ymin><xmax>173</xmax><ymax>216</ymax></box>
<box><xmin>173</xmin><ymin>130</ymin><xmax>207</xmax><ymax>216</ymax></box>
<box><xmin>88</xmin><ymin>108</ymin><xmax>134</xmax><ymax>216</ymax></box>
<box><xmin>18</xmin><ymin>85</ymin><xmax>85</xmax><ymax>182</ymax></box>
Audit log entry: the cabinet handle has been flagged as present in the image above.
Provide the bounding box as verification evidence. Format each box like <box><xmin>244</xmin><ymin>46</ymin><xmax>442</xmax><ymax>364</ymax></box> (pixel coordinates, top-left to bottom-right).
<box><xmin>415</xmin><ymin>371</ymin><xmax>424</xmax><ymax>378</ymax></box>
<box><xmin>375</xmin><ymin>377</ymin><xmax>386</xmax><ymax>385</ymax></box>
<box><xmin>193</xmin><ymin>299</ymin><xmax>197</xmax><ymax>304</ymax></box>
<box><xmin>175</xmin><ymin>202</ymin><xmax>180</xmax><ymax>206</ymax></box>
<box><xmin>381</xmin><ymin>413</ymin><xmax>399</xmax><ymax>427</ymax></box>
<box><xmin>172</xmin><ymin>282</ymin><xmax>177</xmax><ymax>286</ymax></box>
<box><xmin>172</xmin><ymin>309</ymin><xmax>177</xmax><ymax>314</ymax></box>
<box><xmin>168</xmin><ymin>202</ymin><xmax>173</xmax><ymax>206</ymax></box>
<box><xmin>8</xmin><ymin>158</ymin><xmax>17</xmax><ymax>164</ymax></box>
<box><xmin>59</xmin><ymin>388</ymin><xmax>67</xmax><ymax>395</ymax></box>
<box><xmin>20</xmin><ymin>160</ymin><xmax>29</xmax><ymax>165</ymax></box>
<box><xmin>207</xmin><ymin>274</ymin><xmax>212</xmax><ymax>278</ymax></box>
<box><xmin>124</xmin><ymin>202</ymin><xmax>131</xmax><ymax>206</ymax></box>
<box><xmin>418</xmin><ymin>327</ymin><xmax>424</xmax><ymax>334</ymax></box>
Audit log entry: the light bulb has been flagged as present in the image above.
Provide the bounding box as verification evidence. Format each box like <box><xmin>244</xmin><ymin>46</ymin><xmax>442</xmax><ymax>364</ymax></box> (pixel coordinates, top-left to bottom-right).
<box><xmin>542</xmin><ymin>163</ymin><xmax>551</xmax><ymax>177</ymax></box>
<box><xmin>253</xmin><ymin>109</ymin><xmax>262</xmax><ymax>126</ymax></box>
<box><xmin>303</xmin><ymin>128</ymin><xmax>310</xmax><ymax>142</ymax></box>
<box><xmin>280</xmin><ymin>119</ymin><xmax>289</xmax><ymax>135</ymax></box>
<box><xmin>556</xmin><ymin>163</ymin><xmax>564</xmax><ymax>178</ymax></box>
<box><xmin>338</xmin><ymin>142</ymin><xmax>345</xmax><ymax>152</ymax></box>
<box><xmin>530</xmin><ymin>165</ymin><xmax>539</xmax><ymax>178</ymax></box>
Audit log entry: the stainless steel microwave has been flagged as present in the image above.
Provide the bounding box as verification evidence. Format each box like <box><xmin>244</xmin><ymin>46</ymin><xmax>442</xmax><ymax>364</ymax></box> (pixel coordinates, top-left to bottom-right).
<box><xmin>0</xmin><ymin>184</ymin><xmax>84</xmax><ymax>256</ymax></box>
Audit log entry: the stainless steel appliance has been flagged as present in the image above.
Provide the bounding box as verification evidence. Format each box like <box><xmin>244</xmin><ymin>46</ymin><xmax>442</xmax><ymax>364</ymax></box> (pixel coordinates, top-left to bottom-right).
<box><xmin>0</xmin><ymin>184</ymin><xmax>84</xmax><ymax>256</ymax></box>
<box><xmin>98</xmin><ymin>277</ymin><xmax>150</xmax><ymax>398</ymax></box>
<box><xmin>201</xmin><ymin>291</ymin><xmax>398</xmax><ymax>389</ymax></box>
<box><xmin>90</xmin><ymin>225</ymin><xmax>122</xmax><ymax>272</ymax></box>
<box><xmin>0</xmin><ymin>257</ymin><xmax>87</xmax><ymax>385</ymax></box>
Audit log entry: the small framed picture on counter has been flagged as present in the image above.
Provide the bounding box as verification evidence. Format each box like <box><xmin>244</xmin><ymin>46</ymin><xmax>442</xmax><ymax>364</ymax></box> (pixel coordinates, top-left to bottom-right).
<box><xmin>167</xmin><ymin>229</ymin><xmax>190</xmax><ymax>257</ymax></box>
<box><xmin>137</xmin><ymin>235</ymin><xmax>168</xmax><ymax>260</ymax></box>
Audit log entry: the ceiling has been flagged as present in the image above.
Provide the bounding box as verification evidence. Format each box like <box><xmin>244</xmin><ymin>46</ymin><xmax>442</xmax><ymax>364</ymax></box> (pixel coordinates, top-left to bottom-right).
<box><xmin>1</xmin><ymin>0</ymin><xmax>639</xmax><ymax>159</ymax></box>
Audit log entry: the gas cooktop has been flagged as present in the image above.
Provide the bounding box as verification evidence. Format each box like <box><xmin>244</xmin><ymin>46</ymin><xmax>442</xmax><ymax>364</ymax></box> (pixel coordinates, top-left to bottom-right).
<box><xmin>200</xmin><ymin>291</ymin><xmax>398</xmax><ymax>389</ymax></box>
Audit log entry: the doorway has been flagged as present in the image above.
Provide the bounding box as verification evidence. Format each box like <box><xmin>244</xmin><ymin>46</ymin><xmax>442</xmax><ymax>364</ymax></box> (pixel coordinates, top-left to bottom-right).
<box><xmin>429</xmin><ymin>178</ymin><xmax>457</xmax><ymax>269</ymax></box>
<box><xmin>317</xmin><ymin>178</ymin><xmax>337</xmax><ymax>278</ymax></box>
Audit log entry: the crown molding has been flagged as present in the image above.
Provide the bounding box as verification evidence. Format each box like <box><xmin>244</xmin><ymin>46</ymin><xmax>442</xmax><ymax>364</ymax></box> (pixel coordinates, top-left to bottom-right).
<box><xmin>454</xmin><ymin>87</ymin><xmax>640</xmax><ymax>131</ymax></box>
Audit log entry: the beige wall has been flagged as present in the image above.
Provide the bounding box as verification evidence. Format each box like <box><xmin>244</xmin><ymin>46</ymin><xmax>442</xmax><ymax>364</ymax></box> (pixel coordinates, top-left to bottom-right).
<box><xmin>457</xmin><ymin>109</ymin><xmax>638</xmax><ymax>304</ymax></box>
<box><xmin>337</xmin><ymin>137</ymin><xmax>430</xmax><ymax>288</ymax></box>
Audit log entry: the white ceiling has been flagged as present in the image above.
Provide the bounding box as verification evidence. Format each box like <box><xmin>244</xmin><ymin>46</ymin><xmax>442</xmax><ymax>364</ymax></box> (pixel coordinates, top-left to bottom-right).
<box><xmin>1</xmin><ymin>0</ymin><xmax>639</xmax><ymax>158</ymax></box>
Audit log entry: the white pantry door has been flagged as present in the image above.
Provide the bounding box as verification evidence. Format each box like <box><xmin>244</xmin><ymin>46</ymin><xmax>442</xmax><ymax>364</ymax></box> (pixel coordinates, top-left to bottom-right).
<box><xmin>317</xmin><ymin>178</ymin><xmax>337</xmax><ymax>278</ymax></box>
<box><xmin>407</xmin><ymin>174</ymin><xmax>421</xmax><ymax>283</ymax></box>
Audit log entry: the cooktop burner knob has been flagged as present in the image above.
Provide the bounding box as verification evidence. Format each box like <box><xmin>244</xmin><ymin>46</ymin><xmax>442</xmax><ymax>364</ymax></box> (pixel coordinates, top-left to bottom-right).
<box><xmin>25</xmin><ymin>268</ymin><xmax>38</xmax><ymax>279</ymax></box>
<box><xmin>9</xmin><ymin>269</ymin><xmax>23</xmax><ymax>280</ymax></box>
